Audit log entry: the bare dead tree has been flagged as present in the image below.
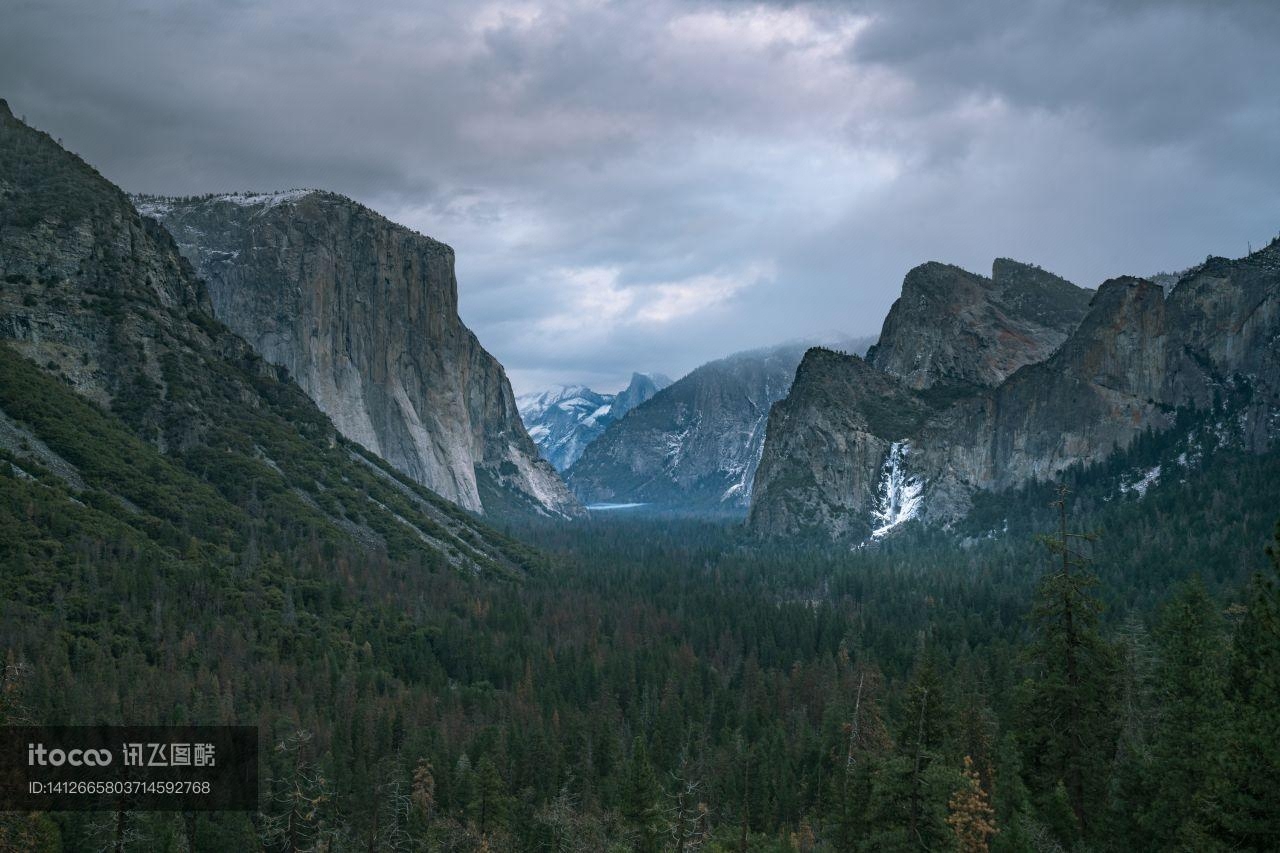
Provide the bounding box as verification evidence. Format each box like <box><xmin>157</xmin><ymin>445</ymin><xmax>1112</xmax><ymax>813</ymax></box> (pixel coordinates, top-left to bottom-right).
<box><xmin>843</xmin><ymin>671</ymin><xmax>865</xmax><ymax>794</ymax></box>
<box><xmin>665</xmin><ymin>752</ymin><xmax>710</xmax><ymax>852</ymax></box>
<box><xmin>260</xmin><ymin>730</ymin><xmax>332</xmax><ymax>853</ymax></box>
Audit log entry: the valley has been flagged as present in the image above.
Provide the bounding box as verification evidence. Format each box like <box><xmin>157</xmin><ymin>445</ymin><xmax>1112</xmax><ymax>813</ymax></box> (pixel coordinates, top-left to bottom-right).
<box><xmin>3</xmin><ymin>80</ymin><xmax>1280</xmax><ymax>853</ymax></box>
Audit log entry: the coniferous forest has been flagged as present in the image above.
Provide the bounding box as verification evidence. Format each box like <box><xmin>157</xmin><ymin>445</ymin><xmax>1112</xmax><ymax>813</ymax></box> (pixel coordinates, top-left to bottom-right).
<box><xmin>3</xmin><ymin>318</ymin><xmax>1279</xmax><ymax>850</ymax></box>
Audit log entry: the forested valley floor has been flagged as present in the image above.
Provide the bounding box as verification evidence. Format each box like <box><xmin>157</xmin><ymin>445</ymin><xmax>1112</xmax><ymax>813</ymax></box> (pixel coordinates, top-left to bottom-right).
<box><xmin>4</xmin><ymin>384</ymin><xmax>1280</xmax><ymax>851</ymax></box>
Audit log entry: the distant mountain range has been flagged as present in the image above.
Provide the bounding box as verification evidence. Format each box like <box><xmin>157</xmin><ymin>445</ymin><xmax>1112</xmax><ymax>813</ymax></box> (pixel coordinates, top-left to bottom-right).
<box><xmin>565</xmin><ymin>337</ymin><xmax>873</xmax><ymax>512</ymax></box>
<box><xmin>517</xmin><ymin>372</ymin><xmax>671</xmax><ymax>471</ymax></box>
<box><xmin>8</xmin><ymin>96</ymin><xmax>1276</xmax><ymax>547</ymax></box>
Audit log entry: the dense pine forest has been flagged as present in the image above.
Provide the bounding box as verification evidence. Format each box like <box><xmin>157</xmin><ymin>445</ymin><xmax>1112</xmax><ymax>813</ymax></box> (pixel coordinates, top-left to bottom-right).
<box><xmin>3</xmin><ymin>330</ymin><xmax>1279</xmax><ymax>851</ymax></box>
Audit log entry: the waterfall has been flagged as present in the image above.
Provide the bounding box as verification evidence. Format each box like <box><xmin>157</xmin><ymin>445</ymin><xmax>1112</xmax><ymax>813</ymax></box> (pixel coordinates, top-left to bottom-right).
<box><xmin>870</xmin><ymin>441</ymin><xmax>924</xmax><ymax>538</ymax></box>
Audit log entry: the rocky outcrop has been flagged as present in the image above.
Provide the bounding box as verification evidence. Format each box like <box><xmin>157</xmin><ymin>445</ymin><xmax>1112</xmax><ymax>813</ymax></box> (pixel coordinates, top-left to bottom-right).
<box><xmin>517</xmin><ymin>372</ymin><xmax>671</xmax><ymax>471</ymax></box>
<box><xmin>137</xmin><ymin>191</ymin><xmax>581</xmax><ymax>518</ymax></box>
<box><xmin>567</xmin><ymin>339</ymin><xmax>872</xmax><ymax>511</ymax></box>
<box><xmin>611</xmin><ymin>372</ymin><xmax>672</xmax><ymax>421</ymax></box>
<box><xmin>748</xmin><ymin>349</ymin><xmax>930</xmax><ymax>538</ymax></box>
<box><xmin>983</xmin><ymin>277</ymin><xmax>1171</xmax><ymax>488</ymax></box>
<box><xmin>1162</xmin><ymin>249</ymin><xmax>1280</xmax><ymax>438</ymax></box>
<box><xmin>750</xmin><ymin>249</ymin><xmax>1280</xmax><ymax>541</ymax></box>
<box><xmin>866</xmin><ymin>259</ymin><xmax>1092</xmax><ymax>390</ymax></box>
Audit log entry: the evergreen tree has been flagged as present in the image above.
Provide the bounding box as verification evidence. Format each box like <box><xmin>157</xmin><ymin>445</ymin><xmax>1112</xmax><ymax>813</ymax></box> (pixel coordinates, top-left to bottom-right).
<box><xmin>899</xmin><ymin>646</ymin><xmax>951</xmax><ymax>845</ymax></box>
<box><xmin>470</xmin><ymin>754</ymin><xmax>509</xmax><ymax>838</ymax></box>
<box><xmin>622</xmin><ymin>737</ymin><xmax>662</xmax><ymax>853</ymax></box>
<box><xmin>1218</xmin><ymin>522</ymin><xmax>1280</xmax><ymax>849</ymax></box>
<box><xmin>1142</xmin><ymin>577</ymin><xmax>1228</xmax><ymax>847</ymax></box>
<box><xmin>831</xmin><ymin>666</ymin><xmax>890</xmax><ymax>851</ymax></box>
<box><xmin>863</xmin><ymin>755</ymin><xmax>960</xmax><ymax>852</ymax></box>
<box><xmin>1103</xmin><ymin>617</ymin><xmax>1160</xmax><ymax>850</ymax></box>
<box><xmin>1018</xmin><ymin>486</ymin><xmax>1118</xmax><ymax>841</ymax></box>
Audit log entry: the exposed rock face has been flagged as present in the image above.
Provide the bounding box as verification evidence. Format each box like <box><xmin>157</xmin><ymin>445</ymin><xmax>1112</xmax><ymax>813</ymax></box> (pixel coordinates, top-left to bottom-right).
<box><xmin>137</xmin><ymin>191</ymin><xmax>581</xmax><ymax>518</ymax></box>
<box><xmin>750</xmin><ymin>250</ymin><xmax>1280</xmax><ymax>541</ymax></box>
<box><xmin>567</xmin><ymin>339</ymin><xmax>872</xmax><ymax>511</ymax></box>
<box><xmin>611</xmin><ymin>372</ymin><xmax>672</xmax><ymax>421</ymax></box>
<box><xmin>517</xmin><ymin>372</ymin><xmax>671</xmax><ymax>471</ymax></box>
<box><xmin>0</xmin><ymin>101</ymin><xmax>214</xmax><ymax>438</ymax></box>
<box><xmin>866</xmin><ymin>259</ymin><xmax>1092</xmax><ymax>390</ymax></box>
<box><xmin>983</xmin><ymin>277</ymin><xmax>1171</xmax><ymax>489</ymax></box>
<box><xmin>748</xmin><ymin>349</ymin><xmax>929</xmax><ymax>538</ymax></box>
<box><xmin>1163</xmin><ymin>250</ymin><xmax>1280</xmax><ymax>435</ymax></box>
<box><xmin>0</xmin><ymin>101</ymin><xmax>535</xmax><ymax>573</ymax></box>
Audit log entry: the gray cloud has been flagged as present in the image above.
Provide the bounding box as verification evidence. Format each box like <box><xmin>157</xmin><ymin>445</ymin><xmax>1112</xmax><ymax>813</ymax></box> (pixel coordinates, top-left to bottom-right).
<box><xmin>3</xmin><ymin>0</ymin><xmax>1278</xmax><ymax>394</ymax></box>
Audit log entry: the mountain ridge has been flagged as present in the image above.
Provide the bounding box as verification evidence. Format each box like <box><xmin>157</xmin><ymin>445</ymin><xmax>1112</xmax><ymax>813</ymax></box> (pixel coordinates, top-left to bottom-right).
<box><xmin>0</xmin><ymin>101</ymin><xmax>538</xmax><ymax>574</ymax></box>
<box><xmin>749</xmin><ymin>247</ymin><xmax>1280</xmax><ymax>541</ymax></box>
<box><xmin>133</xmin><ymin>188</ymin><xmax>582</xmax><ymax>518</ymax></box>
<box><xmin>517</xmin><ymin>371</ymin><xmax>672</xmax><ymax>471</ymax></box>
<box><xmin>567</xmin><ymin>337</ymin><xmax>874</xmax><ymax>511</ymax></box>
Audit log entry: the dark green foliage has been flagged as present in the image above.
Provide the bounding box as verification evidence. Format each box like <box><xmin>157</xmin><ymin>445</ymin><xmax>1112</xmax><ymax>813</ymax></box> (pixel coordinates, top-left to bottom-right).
<box><xmin>1017</xmin><ymin>495</ymin><xmax>1119</xmax><ymax>839</ymax></box>
<box><xmin>5</xmin><ymin>383</ymin><xmax>1280</xmax><ymax>850</ymax></box>
<box><xmin>620</xmin><ymin>737</ymin><xmax>661</xmax><ymax>852</ymax></box>
<box><xmin>1141</xmin><ymin>578</ymin><xmax>1229</xmax><ymax>847</ymax></box>
<box><xmin>1217</xmin><ymin>522</ymin><xmax>1280</xmax><ymax>850</ymax></box>
<box><xmin>470</xmin><ymin>755</ymin><xmax>509</xmax><ymax>838</ymax></box>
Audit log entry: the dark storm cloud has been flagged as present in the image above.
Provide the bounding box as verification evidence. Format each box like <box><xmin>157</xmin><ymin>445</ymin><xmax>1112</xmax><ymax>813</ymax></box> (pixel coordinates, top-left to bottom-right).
<box><xmin>2</xmin><ymin>0</ymin><xmax>1278</xmax><ymax>393</ymax></box>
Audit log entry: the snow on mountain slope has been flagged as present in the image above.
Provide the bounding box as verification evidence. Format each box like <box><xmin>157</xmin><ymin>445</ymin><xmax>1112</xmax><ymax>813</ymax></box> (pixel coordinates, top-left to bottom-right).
<box><xmin>518</xmin><ymin>373</ymin><xmax>671</xmax><ymax>471</ymax></box>
<box><xmin>567</xmin><ymin>336</ymin><xmax>876</xmax><ymax>512</ymax></box>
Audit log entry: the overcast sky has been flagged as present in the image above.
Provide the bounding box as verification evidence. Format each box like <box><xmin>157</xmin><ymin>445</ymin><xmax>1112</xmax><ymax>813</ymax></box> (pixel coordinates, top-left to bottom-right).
<box><xmin>4</xmin><ymin>0</ymin><xmax>1279</xmax><ymax>393</ymax></box>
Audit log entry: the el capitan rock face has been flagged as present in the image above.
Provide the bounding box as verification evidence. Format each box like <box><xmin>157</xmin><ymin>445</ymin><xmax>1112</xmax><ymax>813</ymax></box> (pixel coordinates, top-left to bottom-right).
<box><xmin>137</xmin><ymin>191</ymin><xmax>581</xmax><ymax>518</ymax></box>
<box><xmin>750</xmin><ymin>249</ymin><xmax>1280</xmax><ymax>541</ymax></box>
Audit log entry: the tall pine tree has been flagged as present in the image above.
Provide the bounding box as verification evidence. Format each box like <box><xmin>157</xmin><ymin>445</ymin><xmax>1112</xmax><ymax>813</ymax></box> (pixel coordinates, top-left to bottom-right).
<box><xmin>1218</xmin><ymin>522</ymin><xmax>1280</xmax><ymax>849</ymax></box>
<box><xmin>1018</xmin><ymin>486</ymin><xmax>1118</xmax><ymax>843</ymax></box>
<box><xmin>1142</xmin><ymin>577</ymin><xmax>1229</xmax><ymax>848</ymax></box>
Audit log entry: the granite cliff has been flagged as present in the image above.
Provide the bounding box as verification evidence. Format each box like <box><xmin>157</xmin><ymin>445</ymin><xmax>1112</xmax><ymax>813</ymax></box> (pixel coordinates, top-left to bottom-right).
<box><xmin>750</xmin><ymin>249</ymin><xmax>1280</xmax><ymax>541</ymax></box>
<box><xmin>136</xmin><ymin>191</ymin><xmax>581</xmax><ymax>518</ymax></box>
<box><xmin>865</xmin><ymin>258</ymin><xmax>1092</xmax><ymax>390</ymax></box>
<box><xmin>0</xmin><ymin>100</ymin><xmax>539</xmax><ymax>572</ymax></box>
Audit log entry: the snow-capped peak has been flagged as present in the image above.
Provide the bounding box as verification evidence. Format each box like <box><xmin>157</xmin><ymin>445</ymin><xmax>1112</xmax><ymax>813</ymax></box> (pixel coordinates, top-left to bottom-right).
<box><xmin>517</xmin><ymin>373</ymin><xmax>671</xmax><ymax>471</ymax></box>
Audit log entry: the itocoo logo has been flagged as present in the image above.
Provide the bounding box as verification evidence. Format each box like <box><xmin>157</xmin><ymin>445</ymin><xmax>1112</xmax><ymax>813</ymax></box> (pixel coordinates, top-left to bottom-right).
<box><xmin>27</xmin><ymin>743</ymin><xmax>113</xmax><ymax>767</ymax></box>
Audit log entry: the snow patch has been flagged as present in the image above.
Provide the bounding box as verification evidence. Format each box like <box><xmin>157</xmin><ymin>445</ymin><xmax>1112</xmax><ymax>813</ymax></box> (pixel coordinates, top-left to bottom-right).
<box><xmin>134</xmin><ymin>199</ymin><xmax>173</xmax><ymax>218</ymax></box>
<box><xmin>870</xmin><ymin>441</ymin><xmax>924</xmax><ymax>538</ymax></box>
<box><xmin>720</xmin><ymin>412</ymin><xmax>769</xmax><ymax>504</ymax></box>
<box><xmin>663</xmin><ymin>427</ymin><xmax>693</xmax><ymax>468</ymax></box>
<box><xmin>1120</xmin><ymin>464</ymin><xmax>1161</xmax><ymax>497</ymax></box>
<box><xmin>214</xmin><ymin>189</ymin><xmax>313</xmax><ymax>208</ymax></box>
